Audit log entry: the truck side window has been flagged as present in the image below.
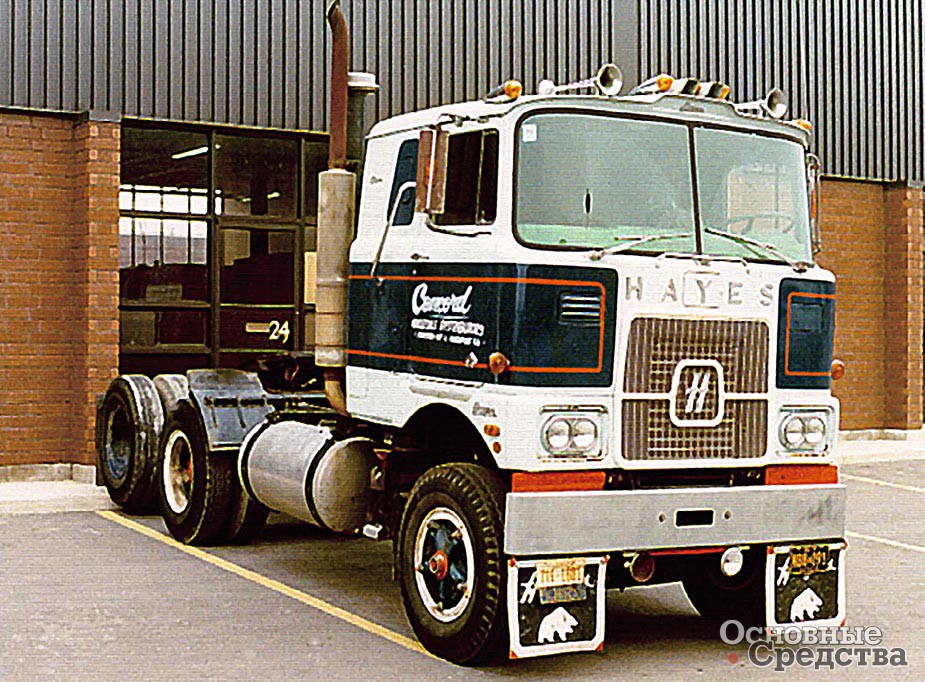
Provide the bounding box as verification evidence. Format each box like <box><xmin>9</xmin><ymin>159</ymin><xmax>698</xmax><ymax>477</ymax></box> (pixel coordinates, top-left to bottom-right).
<box><xmin>436</xmin><ymin>130</ymin><xmax>499</xmax><ymax>226</ymax></box>
<box><xmin>387</xmin><ymin>139</ymin><xmax>418</xmax><ymax>226</ymax></box>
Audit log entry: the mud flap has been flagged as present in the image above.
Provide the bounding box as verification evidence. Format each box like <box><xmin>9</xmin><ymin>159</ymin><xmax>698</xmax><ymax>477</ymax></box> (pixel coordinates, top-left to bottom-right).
<box><xmin>507</xmin><ymin>556</ymin><xmax>607</xmax><ymax>659</ymax></box>
<box><xmin>766</xmin><ymin>541</ymin><xmax>846</xmax><ymax>629</ymax></box>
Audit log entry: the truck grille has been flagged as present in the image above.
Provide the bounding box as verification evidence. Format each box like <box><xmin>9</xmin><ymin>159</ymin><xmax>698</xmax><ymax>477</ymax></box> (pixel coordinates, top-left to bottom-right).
<box><xmin>622</xmin><ymin>400</ymin><xmax>768</xmax><ymax>460</ymax></box>
<box><xmin>622</xmin><ymin>318</ymin><xmax>769</xmax><ymax>461</ymax></box>
<box><xmin>624</xmin><ymin>318</ymin><xmax>768</xmax><ymax>393</ymax></box>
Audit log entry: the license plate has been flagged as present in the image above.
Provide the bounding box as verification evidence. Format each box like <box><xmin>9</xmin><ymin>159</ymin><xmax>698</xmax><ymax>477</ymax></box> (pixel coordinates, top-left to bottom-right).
<box><xmin>536</xmin><ymin>558</ymin><xmax>585</xmax><ymax>588</ymax></box>
<box><xmin>789</xmin><ymin>545</ymin><xmax>830</xmax><ymax>576</ymax></box>
<box><xmin>539</xmin><ymin>584</ymin><xmax>587</xmax><ymax>605</ymax></box>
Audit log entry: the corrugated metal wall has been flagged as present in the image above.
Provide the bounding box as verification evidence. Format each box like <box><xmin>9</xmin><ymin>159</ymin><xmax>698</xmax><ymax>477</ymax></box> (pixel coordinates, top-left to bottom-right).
<box><xmin>2</xmin><ymin>1</ymin><xmax>923</xmax><ymax>183</ymax></box>
<box><xmin>0</xmin><ymin>0</ymin><xmax>636</xmax><ymax>130</ymax></box>
<box><xmin>638</xmin><ymin>0</ymin><xmax>925</xmax><ymax>183</ymax></box>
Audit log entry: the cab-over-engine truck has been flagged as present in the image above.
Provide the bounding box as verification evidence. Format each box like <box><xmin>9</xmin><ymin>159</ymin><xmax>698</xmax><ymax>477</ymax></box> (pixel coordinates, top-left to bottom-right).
<box><xmin>96</xmin><ymin>2</ymin><xmax>846</xmax><ymax>664</ymax></box>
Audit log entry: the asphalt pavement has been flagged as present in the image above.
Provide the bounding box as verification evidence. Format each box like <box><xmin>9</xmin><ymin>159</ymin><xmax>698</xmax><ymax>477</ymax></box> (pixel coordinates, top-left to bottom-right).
<box><xmin>1</xmin><ymin>443</ymin><xmax>923</xmax><ymax>680</ymax></box>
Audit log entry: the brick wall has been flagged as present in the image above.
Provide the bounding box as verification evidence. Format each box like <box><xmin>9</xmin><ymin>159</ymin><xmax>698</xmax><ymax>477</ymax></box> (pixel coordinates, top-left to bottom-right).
<box><xmin>0</xmin><ymin>111</ymin><xmax>119</xmax><ymax>466</ymax></box>
<box><xmin>882</xmin><ymin>185</ymin><xmax>924</xmax><ymax>429</ymax></box>
<box><xmin>817</xmin><ymin>178</ymin><xmax>924</xmax><ymax>431</ymax></box>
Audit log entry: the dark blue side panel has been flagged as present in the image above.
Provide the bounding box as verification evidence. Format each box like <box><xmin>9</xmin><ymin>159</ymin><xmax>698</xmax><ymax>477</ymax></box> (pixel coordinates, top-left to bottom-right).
<box><xmin>347</xmin><ymin>263</ymin><xmax>617</xmax><ymax>388</ymax></box>
<box><xmin>776</xmin><ymin>279</ymin><xmax>835</xmax><ymax>389</ymax></box>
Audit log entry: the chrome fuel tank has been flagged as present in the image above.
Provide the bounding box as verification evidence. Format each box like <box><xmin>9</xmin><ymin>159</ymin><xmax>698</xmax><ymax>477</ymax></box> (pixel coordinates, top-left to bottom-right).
<box><xmin>238</xmin><ymin>420</ymin><xmax>374</xmax><ymax>534</ymax></box>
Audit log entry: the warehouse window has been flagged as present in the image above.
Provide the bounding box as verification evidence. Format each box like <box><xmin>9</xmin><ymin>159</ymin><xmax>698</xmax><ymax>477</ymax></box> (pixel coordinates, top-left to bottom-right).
<box><xmin>118</xmin><ymin>123</ymin><xmax>327</xmax><ymax>375</ymax></box>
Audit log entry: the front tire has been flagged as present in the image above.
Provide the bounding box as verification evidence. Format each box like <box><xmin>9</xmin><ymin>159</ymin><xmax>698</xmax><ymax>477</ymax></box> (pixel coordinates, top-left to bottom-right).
<box><xmin>681</xmin><ymin>547</ymin><xmax>766</xmax><ymax>625</ymax></box>
<box><xmin>157</xmin><ymin>402</ymin><xmax>234</xmax><ymax>545</ymax></box>
<box><xmin>397</xmin><ymin>464</ymin><xmax>508</xmax><ymax>665</ymax></box>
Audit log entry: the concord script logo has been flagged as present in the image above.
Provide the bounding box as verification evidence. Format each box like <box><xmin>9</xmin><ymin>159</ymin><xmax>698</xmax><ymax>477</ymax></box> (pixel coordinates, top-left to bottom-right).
<box><xmin>685</xmin><ymin>369</ymin><xmax>711</xmax><ymax>414</ymax></box>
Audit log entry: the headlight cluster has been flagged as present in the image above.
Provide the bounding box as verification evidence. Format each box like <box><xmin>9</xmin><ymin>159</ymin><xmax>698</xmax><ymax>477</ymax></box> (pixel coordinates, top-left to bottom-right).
<box><xmin>779</xmin><ymin>411</ymin><xmax>829</xmax><ymax>453</ymax></box>
<box><xmin>541</xmin><ymin>413</ymin><xmax>603</xmax><ymax>458</ymax></box>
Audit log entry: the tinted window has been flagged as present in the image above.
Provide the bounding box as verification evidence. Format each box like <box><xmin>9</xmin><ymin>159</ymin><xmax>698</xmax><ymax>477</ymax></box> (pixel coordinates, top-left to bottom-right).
<box><xmin>221</xmin><ymin>228</ymin><xmax>294</xmax><ymax>305</ymax></box>
<box><xmin>215</xmin><ymin>135</ymin><xmax>299</xmax><ymax>217</ymax></box>
<box><xmin>388</xmin><ymin>139</ymin><xmax>418</xmax><ymax>226</ymax></box>
<box><xmin>435</xmin><ymin>130</ymin><xmax>499</xmax><ymax>226</ymax></box>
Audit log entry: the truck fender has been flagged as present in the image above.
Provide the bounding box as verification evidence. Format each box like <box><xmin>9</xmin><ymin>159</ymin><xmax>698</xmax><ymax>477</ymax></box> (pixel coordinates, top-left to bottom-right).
<box><xmin>185</xmin><ymin>369</ymin><xmax>274</xmax><ymax>452</ymax></box>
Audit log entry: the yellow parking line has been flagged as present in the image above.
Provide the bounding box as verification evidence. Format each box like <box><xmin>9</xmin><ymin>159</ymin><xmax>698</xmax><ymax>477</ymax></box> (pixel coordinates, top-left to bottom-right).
<box><xmin>846</xmin><ymin>530</ymin><xmax>925</xmax><ymax>555</ymax></box>
<box><xmin>842</xmin><ymin>473</ymin><xmax>925</xmax><ymax>495</ymax></box>
<box><xmin>96</xmin><ymin>510</ymin><xmax>431</xmax><ymax>658</ymax></box>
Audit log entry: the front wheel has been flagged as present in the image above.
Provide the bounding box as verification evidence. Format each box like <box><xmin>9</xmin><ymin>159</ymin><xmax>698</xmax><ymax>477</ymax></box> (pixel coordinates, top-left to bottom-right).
<box><xmin>681</xmin><ymin>547</ymin><xmax>766</xmax><ymax>625</ymax></box>
<box><xmin>397</xmin><ymin>464</ymin><xmax>508</xmax><ymax>665</ymax></box>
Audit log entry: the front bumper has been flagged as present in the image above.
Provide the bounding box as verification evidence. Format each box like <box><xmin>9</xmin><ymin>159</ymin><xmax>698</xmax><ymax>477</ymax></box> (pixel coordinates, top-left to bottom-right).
<box><xmin>504</xmin><ymin>483</ymin><xmax>845</xmax><ymax>556</ymax></box>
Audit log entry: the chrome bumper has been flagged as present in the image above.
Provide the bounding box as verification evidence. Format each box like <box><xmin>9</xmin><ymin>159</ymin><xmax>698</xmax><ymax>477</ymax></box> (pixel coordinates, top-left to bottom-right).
<box><xmin>504</xmin><ymin>484</ymin><xmax>846</xmax><ymax>556</ymax></box>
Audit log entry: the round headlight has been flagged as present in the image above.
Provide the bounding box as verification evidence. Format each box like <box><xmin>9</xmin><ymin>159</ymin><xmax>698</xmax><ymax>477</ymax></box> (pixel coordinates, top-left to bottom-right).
<box><xmin>783</xmin><ymin>416</ymin><xmax>805</xmax><ymax>447</ymax></box>
<box><xmin>803</xmin><ymin>416</ymin><xmax>826</xmax><ymax>446</ymax></box>
<box><xmin>571</xmin><ymin>419</ymin><xmax>598</xmax><ymax>450</ymax></box>
<box><xmin>545</xmin><ymin>419</ymin><xmax>571</xmax><ymax>451</ymax></box>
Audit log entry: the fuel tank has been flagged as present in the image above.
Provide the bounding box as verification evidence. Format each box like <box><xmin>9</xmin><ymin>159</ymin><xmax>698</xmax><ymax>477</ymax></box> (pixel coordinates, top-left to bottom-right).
<box><xmin>238</xmin><ymin>420</ymin><xmax>374</xmax><ymax>534</ymax></box>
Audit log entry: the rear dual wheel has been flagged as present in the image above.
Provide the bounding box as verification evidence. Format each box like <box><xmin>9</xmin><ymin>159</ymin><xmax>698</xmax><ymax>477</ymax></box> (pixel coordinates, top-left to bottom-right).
<box><xmin>96</xmin><ymin>376</ymin><xmax>164</xmax><ymax>513</ymax></box>
<box><xmin>158</xmin><ymin>401</ymin><xmax>268</xmax><ymax>545</ymax></box>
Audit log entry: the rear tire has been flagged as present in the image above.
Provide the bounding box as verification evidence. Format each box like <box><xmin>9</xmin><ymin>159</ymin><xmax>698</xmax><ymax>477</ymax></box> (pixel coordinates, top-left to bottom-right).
<box><xmin>681</xmin><ymin>547</ymin><xmax>766</xmax><ymax>625</ymax></box>
<box><xmin>222</xmin><ymin>487</ymin><xmax>270</xmax><ymax>545</ymax></box>
<box><xmin>157</xmin><ymin>401</ymin><xmax>234</xmax><ymax>545</ymax></box>
<box><xmin>153</xmin><ymin>373</ymin><xmax>189</xmax><ymax>416</ymax></box>
<box><xmin>397</xmin><ymin>464</ymin><xmax>508</xmax><ymax>665</ymax></box>
<box><xmin>96</xmin><ymin>375</ymin><xmax>164</xmax><ymax>513</ymax></box>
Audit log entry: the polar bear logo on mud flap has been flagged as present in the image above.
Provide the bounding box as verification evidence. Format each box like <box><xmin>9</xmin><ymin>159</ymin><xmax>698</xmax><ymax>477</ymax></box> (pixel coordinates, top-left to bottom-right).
<box><xmin>790</xmin><ymin>587</ymin><xmax>823</xmax><ymax>622</ymax></box>
<box><xmin>538</xmin><ymin>607</ymin><xmax>579</xmax><ymax>643</ymax></box>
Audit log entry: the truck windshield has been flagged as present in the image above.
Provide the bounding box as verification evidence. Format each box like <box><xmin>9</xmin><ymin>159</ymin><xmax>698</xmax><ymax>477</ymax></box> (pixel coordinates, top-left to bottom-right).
<box><xmin>515</xmin><ymin>112</ymin><xmax>812</xmax><ymax>264</ymax></box>
<box><xmin>695</xmin><ymin>127</ymin><xmax>812</xmax><ymax>263</ymax></box>
<box><xmin>515</xmin><ymin>113</ymin><xmax>697</xmax><ymax>253</ymax></box>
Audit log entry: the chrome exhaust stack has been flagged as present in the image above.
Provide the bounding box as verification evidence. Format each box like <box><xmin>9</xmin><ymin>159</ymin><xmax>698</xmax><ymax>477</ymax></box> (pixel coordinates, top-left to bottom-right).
<box><xmin>315</xmin><ymin>2</ymin><xmax>377</xmax><ymax>415</ymax></box>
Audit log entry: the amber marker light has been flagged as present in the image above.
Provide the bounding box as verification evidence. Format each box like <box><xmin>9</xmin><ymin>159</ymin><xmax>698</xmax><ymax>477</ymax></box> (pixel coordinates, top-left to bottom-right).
<box><xmin>656</xmin><ymin>74</ymin><xmax>674</xmax><ymax>91</ymax></box>
<box><xmin>488</xmin><ymin>352</ymin><xmax>510</xmax><ymax>375</ymax></box>
<box><xmin>718</xmin><ymin>84</ymin><xmax>731</xmax><ymax>100</ymax></box>
<box><xmin>511</xmin><ymin>471</ymin><xmax>606</xmax><ymax>492</ymax></box>
<box><xmin>831</xmin><ymin>359</ymin><xmax>845</xmax><ymax>380</ymax></box>
<box><xmin>795</xmin><ymin>119</ymin><xmax>813</xmax><ymax>132</ymax></box>
<box><xmin>504</xmin><ymin>80</ymin><xmax>523</xmax><ymax>99</ymax></box>
<box><xmin>483</xmin><ymin>424</ymin><xmax>501</xmax><ymax>438</ymax></box>
<box><xmin>766</xmin><ymin>464</ymin><xmax>839</xmax><ymax>485</ymax></box>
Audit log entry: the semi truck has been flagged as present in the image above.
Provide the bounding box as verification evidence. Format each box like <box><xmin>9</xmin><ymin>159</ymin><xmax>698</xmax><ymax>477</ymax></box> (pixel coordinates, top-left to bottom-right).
<box><xmin>96</xmin><ymin>2</ymin><xmax>846</xmax><ymax>664</ymax></box>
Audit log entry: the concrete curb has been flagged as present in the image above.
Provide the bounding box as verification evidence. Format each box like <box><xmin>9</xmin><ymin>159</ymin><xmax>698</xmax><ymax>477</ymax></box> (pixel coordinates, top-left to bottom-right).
<box><xmin>0</xmin><ymin>463</ymin><xmax>97</xmax><ymax>484</ymax></box>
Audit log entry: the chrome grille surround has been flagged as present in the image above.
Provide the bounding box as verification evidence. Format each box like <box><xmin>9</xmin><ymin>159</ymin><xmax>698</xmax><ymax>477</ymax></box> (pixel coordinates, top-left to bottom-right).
<box><xmin>622</xmin><ymin>317</ymin><xmax>769</xmax><ymax>461</ymax></box>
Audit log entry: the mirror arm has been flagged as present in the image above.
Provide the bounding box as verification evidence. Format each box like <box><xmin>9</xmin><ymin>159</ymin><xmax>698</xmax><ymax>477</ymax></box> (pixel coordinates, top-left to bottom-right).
<box><xmin>370</xmin><ymin>181</ymin><xmax>417</xmax><ymax>279</ymax></box>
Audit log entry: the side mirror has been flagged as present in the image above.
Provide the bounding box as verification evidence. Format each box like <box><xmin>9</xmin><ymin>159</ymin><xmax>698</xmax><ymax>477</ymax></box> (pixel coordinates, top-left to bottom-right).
<box><xmin>807</xmin><ymin>153</ymin><xmax>822</xmax><ymax>254</ymax></box>
<box><xmin>415</xmin><ymin>128</ymin><xmax>449</xmax><ymax>215</ymax></box>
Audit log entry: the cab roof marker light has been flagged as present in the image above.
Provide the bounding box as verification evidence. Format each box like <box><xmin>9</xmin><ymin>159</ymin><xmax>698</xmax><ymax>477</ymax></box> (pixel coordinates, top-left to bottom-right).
<box><xmin>700</xmin><ymin>81</ymin><xmax>731</xmax><ymax>100</ymax></box>
<box><xmin>628</xmin><ymin>73</ymin><xmax>674</xmax><ymax>95</ymax></box>
<box><xmin>667</xmin><ymin>77</ymin><xmax>700</xmax><ymax>95</ymax></box>
<box><xmin>484</xmin><ymin>79</ymin><xmax>523</xmax><ymax>101</ymax></box>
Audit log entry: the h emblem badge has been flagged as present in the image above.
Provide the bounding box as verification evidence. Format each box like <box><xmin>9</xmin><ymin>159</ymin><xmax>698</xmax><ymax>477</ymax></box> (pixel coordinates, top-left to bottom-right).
<box><xmin>669</xmin><ymin>360</ymin><xmax>725</xmax><ymax>427</ymax></box>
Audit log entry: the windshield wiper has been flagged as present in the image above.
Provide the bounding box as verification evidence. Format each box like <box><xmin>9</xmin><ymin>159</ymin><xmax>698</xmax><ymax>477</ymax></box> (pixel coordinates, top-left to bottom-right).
<box><xmin>588</xmin><ymin>232</ymin><xmax>691</xmax><ymax>261</ymax></box>
<box><xmin>702</xmin><ymin>227</ymin><xmax>812</xmax><ymax>272</ymax></box>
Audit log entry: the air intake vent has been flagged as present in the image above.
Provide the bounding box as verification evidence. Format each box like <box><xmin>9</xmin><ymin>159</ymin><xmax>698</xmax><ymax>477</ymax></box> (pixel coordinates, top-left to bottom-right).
<box><xmin>559</xmin><ymin>291</ymin><xmax>602</xmax><ymax>325</ymax></box>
